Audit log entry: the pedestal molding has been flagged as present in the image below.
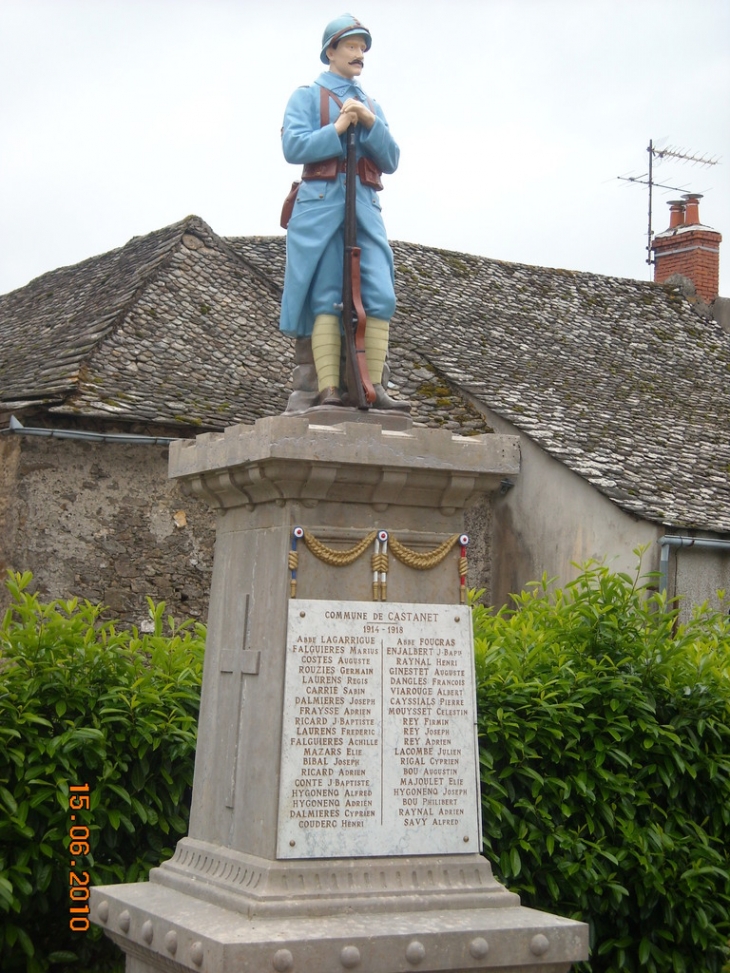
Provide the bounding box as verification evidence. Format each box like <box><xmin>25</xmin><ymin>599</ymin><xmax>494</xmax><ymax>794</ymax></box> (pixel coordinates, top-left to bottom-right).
<box><xmin>150</xmin><ymin>839</ymin><xmax>519</xmax><ymax>917</ymax></box>
<box><xmin>170</xmin><ymin>417</ymin><xmax>520</xmax><ymax>513</ymax></box>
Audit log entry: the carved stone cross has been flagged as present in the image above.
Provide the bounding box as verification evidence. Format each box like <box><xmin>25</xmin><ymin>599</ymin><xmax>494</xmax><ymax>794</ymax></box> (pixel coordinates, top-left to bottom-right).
<box><xmin>218</xmin><ymin>594</ymin><xmax>260</xmax><ymax>809</ymax></box>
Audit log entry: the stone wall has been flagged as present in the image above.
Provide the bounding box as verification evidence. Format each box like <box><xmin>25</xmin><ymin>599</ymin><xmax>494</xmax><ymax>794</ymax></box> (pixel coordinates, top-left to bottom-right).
<box><xmin>0</xmin><ymin>431</ymin><xmax>497</xmax><ymax>626</ymax></box>
<box><xmin>0</xmin><ymin>435</ymin><xmax>216</xmax><ymax>628</ymax></box>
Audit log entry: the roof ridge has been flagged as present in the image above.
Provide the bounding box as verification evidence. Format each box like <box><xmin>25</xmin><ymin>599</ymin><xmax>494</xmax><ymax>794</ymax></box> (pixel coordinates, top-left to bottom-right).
<box><xmin>0</xmin><ymin>216</ymin><xmax>211</xmax><ymax>404</ymax></box>
<box><xmin>4</xmin><ymin>217</ymin><xmax>198</xmax><ymax>298</ymax></box>
<box><xmin>390</xmin><ymin>239</ymin><xmax>664</xmax><ymax>290</ymax></box>
<box><xmin>59</xmin><ymin>219</ymin><xmax>205</xmax><ymax>399</ymax></box>
<box><xmin>222</xmin><ymin>235</ymin><xmax>284</xmax><ymax>300</ymax></box>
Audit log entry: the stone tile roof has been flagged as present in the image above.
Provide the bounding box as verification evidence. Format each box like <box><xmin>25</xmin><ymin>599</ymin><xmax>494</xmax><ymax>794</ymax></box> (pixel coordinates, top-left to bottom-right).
<box><xmin>383</xmin><ymin>243</ymin><xmax>730</xmax><ymax>532</ymax></box>
<box><xmin>2</xmin><ymin>214</ymin><xmax>728</xmax><ymax>532</ymax></box>
<box><xmin>0</xmin><ymin>218</ymin><xmax>288</xmax><ymax>427</ymax></box>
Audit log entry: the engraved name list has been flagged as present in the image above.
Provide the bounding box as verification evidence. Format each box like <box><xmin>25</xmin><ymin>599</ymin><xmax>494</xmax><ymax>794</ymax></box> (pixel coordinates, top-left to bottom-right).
<box><xmin>277</xmin><ymin>601</ymin><xmax>481</xmax><ymax>859</ymax></box>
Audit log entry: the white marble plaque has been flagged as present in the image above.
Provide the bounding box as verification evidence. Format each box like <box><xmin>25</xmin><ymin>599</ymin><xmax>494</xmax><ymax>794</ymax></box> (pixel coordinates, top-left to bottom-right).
<box><xmin>276</xmin><ymin>600</ymin><xmax>481</xmax><ymax>859</ymax></box>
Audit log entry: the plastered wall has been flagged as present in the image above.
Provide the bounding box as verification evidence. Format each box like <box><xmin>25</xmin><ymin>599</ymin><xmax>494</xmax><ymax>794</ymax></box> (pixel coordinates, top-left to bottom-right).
<box><xmin>477</xmin><ymin>408</ymin><xmax>662</xmax><ymax>603</ymax></box>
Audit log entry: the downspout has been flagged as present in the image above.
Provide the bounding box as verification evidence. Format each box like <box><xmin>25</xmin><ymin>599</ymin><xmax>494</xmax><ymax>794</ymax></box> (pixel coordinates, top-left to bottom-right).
<box><xmin>658</xmin><ymin>534</ymin><xmax>730</xmax><ymax>599</ymax></box>
<box><xmin>1</xmin><ymin>415</ymin><xmax>178</xmax><ymax>446</ymax></box>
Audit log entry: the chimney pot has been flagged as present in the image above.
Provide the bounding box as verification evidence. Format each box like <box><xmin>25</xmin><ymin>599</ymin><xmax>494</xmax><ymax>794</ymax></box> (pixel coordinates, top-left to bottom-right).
<box><xmin>683</xmin><ymin>193</ymin><xmax>703</xmax><ymax>226</ymax></box>
<box><xmin>668</xmin><ymin>200</ymin><xmax>685</xmax><ymax>229</ymax></box>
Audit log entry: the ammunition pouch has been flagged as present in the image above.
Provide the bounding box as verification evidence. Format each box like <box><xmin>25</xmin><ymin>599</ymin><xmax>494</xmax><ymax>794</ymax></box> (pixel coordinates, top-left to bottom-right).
<box><xmin>302</xmin><ymin>158</ymin><xmax>341</xmax><ymax>181</ymax></box>
<box><xmin>280</xmin><ymin>181</ymin><xmax>301</xmax><ymax>230</ymax></box>
<box><xmin>357</xmin><ymin>156</ymin><xmax>384</xmax><ymax>191</ymax></box>
<box><xmin>301</xmin><ymin>156</ymin><xmax>383</xmax><ymax>190</ymax></box>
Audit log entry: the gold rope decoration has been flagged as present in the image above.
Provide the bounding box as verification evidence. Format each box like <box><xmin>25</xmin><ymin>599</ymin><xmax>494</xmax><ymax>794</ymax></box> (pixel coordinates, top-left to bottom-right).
<box><xmin>389</xmin><ymin>534</ymin><xmax>461</xmax><ymax>570</ymax></box>
<box><xmin>288</xmin><ymin>549</ymin><xmax>299</xmax><ymax>598</ymax></box>
<box><xmin>303</xmin><ymin>529</ymin><xmax>378</xmax><ymax>567</ymax></box>
<box><xmin>372</xmin><ymin>550</ymin><xmax>389</xmax><ymax>602</ymax></box>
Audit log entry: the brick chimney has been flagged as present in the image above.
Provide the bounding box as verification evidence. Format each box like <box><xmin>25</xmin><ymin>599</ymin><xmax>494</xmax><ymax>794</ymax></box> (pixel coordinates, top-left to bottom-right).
<box><xmin>651</xmin><ymin>194</ymin><xmax>722</xmax><ymax>302</ymax></box>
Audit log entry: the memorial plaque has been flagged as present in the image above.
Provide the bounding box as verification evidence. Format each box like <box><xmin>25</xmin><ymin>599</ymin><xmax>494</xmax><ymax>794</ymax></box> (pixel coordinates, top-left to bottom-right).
<box><xmin>277</xmin><ymin>600</ymin><xmax>481</xmax><ymax>859</ymax></box>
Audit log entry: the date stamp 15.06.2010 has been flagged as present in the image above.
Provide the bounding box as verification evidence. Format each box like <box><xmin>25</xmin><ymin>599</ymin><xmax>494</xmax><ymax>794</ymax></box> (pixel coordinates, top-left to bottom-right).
<box><xmin>67</xmin><ymin>784</ymin><xmax>91</xmax><ymax>932</ymax></box>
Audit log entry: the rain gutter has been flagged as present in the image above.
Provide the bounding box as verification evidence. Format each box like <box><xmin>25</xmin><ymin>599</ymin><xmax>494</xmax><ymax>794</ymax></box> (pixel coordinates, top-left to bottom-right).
<box><xmin>1</xmin><ymin>414</ymin><xmax>177</xmax><ymax>446</ymax></box>
<box><xmin>658</xmin><ymin>534</ymin><xmax>730</xmax><ymax>598</ymax></box>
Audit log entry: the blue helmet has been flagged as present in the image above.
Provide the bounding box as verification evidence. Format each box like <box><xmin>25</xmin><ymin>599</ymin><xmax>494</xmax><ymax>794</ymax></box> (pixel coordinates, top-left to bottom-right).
<box><xmin>320</xmin><ymin>14</ymin><xmax>372</xmax><ymax>65</ymax></box>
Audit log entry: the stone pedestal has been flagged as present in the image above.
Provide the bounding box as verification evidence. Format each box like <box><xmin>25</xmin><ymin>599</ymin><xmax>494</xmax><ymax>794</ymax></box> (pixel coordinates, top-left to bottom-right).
<box><xmin>90</xmin><ymin>416</ymin><xmax>588</xmax><ymax>972</ymax></box>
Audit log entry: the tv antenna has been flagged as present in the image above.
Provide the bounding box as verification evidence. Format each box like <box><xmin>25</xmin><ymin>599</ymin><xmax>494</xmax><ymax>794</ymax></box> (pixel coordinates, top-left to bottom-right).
<box><xmin>617</xmin><ymin>139</ymin><xmax>720</xmax><ymax>269</ymax></box>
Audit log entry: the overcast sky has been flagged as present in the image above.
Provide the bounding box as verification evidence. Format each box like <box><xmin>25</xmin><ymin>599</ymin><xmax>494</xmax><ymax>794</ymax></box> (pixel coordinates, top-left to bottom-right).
<box><xmin>1</xmin><ymin>0</ymin><xmax>728</xmax><ymax>297</ymax></box>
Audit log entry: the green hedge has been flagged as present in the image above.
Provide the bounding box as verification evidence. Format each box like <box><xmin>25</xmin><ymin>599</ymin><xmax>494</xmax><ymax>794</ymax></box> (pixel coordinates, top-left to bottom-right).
<box><xmin>0</xmin><ymin>572</ymin><xmax>204</xmax><ymax>973</ymax></box>
<box><xmin>474</xmin><ymin>560</ymin><xmax>730</xmax><ymax>973</ymax></box>
<box><xmin>3</xmin><ymin>563</ymin><xmax>730</xmax><ymax>973</ymax></box>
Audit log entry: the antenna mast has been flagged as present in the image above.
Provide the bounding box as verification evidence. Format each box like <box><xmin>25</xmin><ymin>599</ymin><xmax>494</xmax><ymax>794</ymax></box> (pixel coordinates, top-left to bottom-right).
<box><xmin>617</xmin><ymin>141</ymin><xmax>720</xmax><ymax>272</ymax></box>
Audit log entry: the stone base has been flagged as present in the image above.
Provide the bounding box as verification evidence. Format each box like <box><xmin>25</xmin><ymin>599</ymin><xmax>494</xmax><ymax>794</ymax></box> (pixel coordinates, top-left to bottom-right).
<box><xmin>91</xmin><ymin>876</ymin><xmax>588</xmax><ymax>973</ymax></box>
<box><xmin>286</xmin><ymin>398</ymin><xmax>413</xmax><ymax>432</ymax></box>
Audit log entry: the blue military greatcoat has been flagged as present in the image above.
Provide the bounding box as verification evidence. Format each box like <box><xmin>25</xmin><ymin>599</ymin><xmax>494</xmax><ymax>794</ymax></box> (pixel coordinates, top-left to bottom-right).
<box><xmin>279</xmin><ymin>71</ymin><xmax>400</xmax><ymax>338</ymax></box>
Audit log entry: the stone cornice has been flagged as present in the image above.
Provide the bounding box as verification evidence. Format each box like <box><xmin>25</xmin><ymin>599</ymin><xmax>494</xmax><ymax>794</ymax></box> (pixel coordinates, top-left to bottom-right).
<box><xmin>169</xmin><ymin>417</ymin><xmax>520</xmax><ymax>513</ymax></box>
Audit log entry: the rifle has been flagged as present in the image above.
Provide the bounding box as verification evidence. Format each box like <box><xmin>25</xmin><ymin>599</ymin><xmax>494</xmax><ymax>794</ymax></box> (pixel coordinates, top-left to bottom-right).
<box><xmin>341</xmin><ymin>126</ymin><xmax>375</xmax><ymax>409</ymax></box>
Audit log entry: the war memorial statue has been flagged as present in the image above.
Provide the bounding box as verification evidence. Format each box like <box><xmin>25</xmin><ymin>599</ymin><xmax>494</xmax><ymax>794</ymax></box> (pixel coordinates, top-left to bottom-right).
<box><xmin>280</xmin><ymin>14</ymin><xmax>409</xmax><ymax>413</ymax></box>
<box><xmin>89</xmin><ymin>15</ymin><xmax>588</xmax><ymax>973</ymax></box>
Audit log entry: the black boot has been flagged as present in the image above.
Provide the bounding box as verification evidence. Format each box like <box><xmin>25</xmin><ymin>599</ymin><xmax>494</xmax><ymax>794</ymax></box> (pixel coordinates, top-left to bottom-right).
<box><xmin>318</xmin><ymin>386</ymin><xmax>344</xmax><ymax>406</ymax></box>
<box><xmin>372</xmin><ymin>383</ymin><xmax>411</xmax><ymax>412</ymax></box>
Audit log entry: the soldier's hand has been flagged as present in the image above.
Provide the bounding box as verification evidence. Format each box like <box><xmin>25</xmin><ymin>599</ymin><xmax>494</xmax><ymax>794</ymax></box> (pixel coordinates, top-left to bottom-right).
<box><xmin>340</xmin><ymin>99</ymin><xmax>375</xmax><ymax>130</ymax></box>
<box><xmin>334</xmin><ymin>109</ymin><xmax>358</xmax><ymax>134</ymax></box>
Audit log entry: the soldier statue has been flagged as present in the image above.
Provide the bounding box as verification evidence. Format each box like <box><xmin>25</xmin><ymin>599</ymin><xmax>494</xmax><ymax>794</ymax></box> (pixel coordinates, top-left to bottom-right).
<box><xmin>279</xmin><ymin>14</ymin><xmax>408</xmax><ymax>412</ymax></box>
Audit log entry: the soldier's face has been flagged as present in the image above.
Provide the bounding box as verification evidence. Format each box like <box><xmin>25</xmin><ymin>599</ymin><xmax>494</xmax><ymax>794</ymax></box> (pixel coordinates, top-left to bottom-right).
<box><xmin>327</xmin><ymin>35</ymin><xmax>368</xmax><ymax>78</ymax></box>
